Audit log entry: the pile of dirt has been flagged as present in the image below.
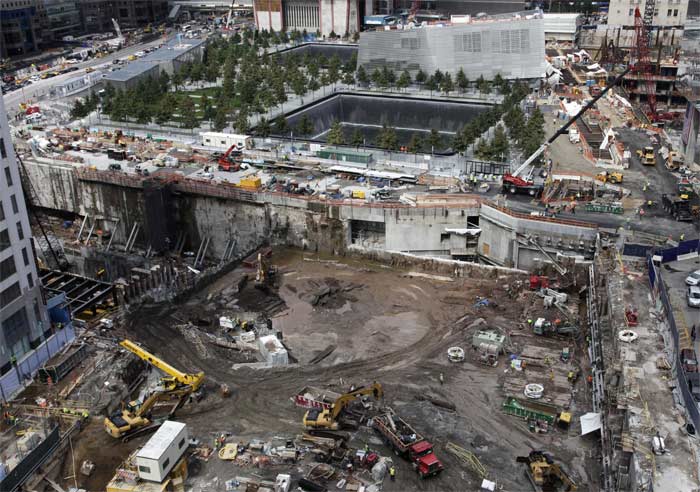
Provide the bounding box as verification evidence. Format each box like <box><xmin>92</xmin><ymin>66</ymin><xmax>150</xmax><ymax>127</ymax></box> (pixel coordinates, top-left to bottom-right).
<box><xmin>299</xmin><ymin>278</ymin><xmax>364</xmax><ymax>309</ymax></box>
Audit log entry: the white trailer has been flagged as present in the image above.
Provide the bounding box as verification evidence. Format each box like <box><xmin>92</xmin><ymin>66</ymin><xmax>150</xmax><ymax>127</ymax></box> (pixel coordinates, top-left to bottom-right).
<box><xmin>200</xmin><ymin>132</ymin><xmax>252</xmax><ymax>151</ymax></box>
<box><xmin>135</xmin><ymin>421</ymin><xmax>189</xmax><ymax>483</ymax></box>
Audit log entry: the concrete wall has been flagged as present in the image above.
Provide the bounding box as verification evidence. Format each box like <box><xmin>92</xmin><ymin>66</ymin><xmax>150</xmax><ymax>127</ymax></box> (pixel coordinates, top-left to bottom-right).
<box><xmin>607</xmin><ymin>0</ymin><xmax>688</xmax><ymax>27</ymax></box>
<box><xmin>23</xmin><ymin>160</ymin><xmax>603</xmax><ymax>271</ymax></box>
<box><xmin>479</xmin><ymin>203</ymin><xmax>597</xmax><ymax>269</ymax></box>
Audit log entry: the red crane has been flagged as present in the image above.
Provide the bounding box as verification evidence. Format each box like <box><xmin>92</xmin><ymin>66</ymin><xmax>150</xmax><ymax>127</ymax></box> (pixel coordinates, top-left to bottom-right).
<box><xmin>632</xmin><ymin>5</ymin><xmax>657</xmax><ymax>119</ymax></box>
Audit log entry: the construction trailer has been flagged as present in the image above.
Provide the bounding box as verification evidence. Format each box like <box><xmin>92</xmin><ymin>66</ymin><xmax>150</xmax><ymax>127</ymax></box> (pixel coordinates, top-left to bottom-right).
<box><xmin>200</xmin><ymin>132</ymin><xmax>252</xmax><ymax>151</ymax></box>
<box><xmin>135</xmin><ymin>421</ymin><xmax>189</xmax><ymax>483</ymax></box>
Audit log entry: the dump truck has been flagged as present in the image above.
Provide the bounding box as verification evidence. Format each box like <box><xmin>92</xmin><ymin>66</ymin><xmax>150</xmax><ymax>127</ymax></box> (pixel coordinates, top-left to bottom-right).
<box><xmin>373</xmin><ymin>412</ymin><xmax>444</xmax><ymax>478</ymax></box>
<box><xmin>636</xmin><ymin>146</ymin><xmax>656</xmax><ymax>166</ymax></box>
<box><xmin>662</xmin><ymin>194</ymin><xmax>696</xmax><ymax>222</ymax></box>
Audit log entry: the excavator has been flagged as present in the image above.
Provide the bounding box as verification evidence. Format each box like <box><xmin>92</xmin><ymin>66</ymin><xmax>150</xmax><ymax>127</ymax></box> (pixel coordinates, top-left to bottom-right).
<box><xmin>104</xmin><ymin>340</ymin><xmax>205</xmax><ymax>439</ymax></box>
<box><xmin>303</xmin><ymin>383</ymin><xmax>383</xmax><ymax>430</ymax></box>
<box><xmin>517</xmin><ymin>451</ymin><xmax>577</xmax><ymax>492</ymax></box>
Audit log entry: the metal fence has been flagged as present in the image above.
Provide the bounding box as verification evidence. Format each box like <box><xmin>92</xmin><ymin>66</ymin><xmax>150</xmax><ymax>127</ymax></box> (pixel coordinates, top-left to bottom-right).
<box><xmin>648</xmin><ymin>255</ymin><xmax>700</xmax><ymax>431</ymax></box>
<box><xmin>0</xmin><ymin>426</ymin><xmax>60</xmax><ymax>492</ymax></box>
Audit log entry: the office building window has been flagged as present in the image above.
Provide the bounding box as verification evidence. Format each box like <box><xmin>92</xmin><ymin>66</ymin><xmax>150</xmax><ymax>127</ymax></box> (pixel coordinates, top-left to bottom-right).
<box><xmin>0</xmin><ymin>229</ymin><xmax>10</xmax><ymax>252</ymax></box>
<box><xmin>0</xmin><ymin>201</ymin><xmax>4</xmax><ymax>221</ymax></box>
<box><xmin>11</xmin><ymin>195</ymin><xmax>18</xmax><ymax>214</ymax></box>
<box><xmin>0</xmin><ymin>138</ymin><xmax>6</xmax><ymax>158</ymax></box>
<box><xmin>674</xmin><ymin>9</ymin><xmax>679</xmax><ymax>16</ymax></box>
<box><xmin>22</xmin><ymin>247</ymin><xmax>29</xmax><ymax>266</ymax></box>
<box><xmin>27</xmin><ymin>273</ymin><xmax>34</xmax><ymax>288</ymax></box>
<box><xmin>0</xmin><ymin>256</ymin><xmax>17</xmax><ymax>280</ymax></box>
<box><xmin>4</xmin><ymin>167</ymin><xmax>12</xmax><ymax>187</ymax></box>
<box><xmin>667</xmin><ymin>8</ymin><xmax>671</xmax><ymax>15</ymax></box>
<box><xmin>0</xmin><ymin>281</ymin><xmax>21</xmax><ymax>305</ymax></box>
<box><xmin>16</xmin><ymin>221</ymin><xmax>23</xmax><ymax>241</ymax></box>
<box><xmin>3</xmin><ymin>307</ymin><xmax>29</xmax><ymax>358</ymax></box>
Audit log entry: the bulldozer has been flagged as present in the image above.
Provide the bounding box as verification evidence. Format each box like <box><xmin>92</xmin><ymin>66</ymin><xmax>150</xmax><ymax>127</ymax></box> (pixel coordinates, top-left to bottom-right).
<box><xmin>517</xmin><ymin>451</ymin><xmax>577</xmax><ymax>491</ymax></box>
<box><xmin>636</xmin><ymin>146</ymin><xmax>656</xmax><ymax>166</ymax></box>
<box><xmin>303</xmin><ymin>383</ymin><xmax>383</xmax><ymax>430</ymax></box>
<box><xmin>595</xmin><ymin>171</ymin><xmax>623</xmax><ymax>184</ymax></box>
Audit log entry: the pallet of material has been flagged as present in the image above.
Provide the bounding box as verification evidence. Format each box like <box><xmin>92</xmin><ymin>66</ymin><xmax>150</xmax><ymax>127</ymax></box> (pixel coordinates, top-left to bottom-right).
<box><xmin>503</xmin><ymin>370</ymin><xmax>572</xmax><ymax>409</ymax></box>
<box><xmin>519</xmin><ymin>345</ymin><xmax>565</xmax><ymax>368</ymax></box>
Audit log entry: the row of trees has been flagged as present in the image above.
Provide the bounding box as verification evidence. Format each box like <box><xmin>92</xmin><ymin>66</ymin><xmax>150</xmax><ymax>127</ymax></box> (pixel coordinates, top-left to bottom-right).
<box><xmin>355</xmin><ymin>66</ymin><xmax>512</xmax><ymax>96</ymax></box>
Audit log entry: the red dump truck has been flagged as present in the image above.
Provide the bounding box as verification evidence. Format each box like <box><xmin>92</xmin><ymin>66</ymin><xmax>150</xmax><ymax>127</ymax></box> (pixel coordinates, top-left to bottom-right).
<box><xmin>373</xmin><ymin>412</ymin><xmax>444</xmax><ymax>478</ymax></box>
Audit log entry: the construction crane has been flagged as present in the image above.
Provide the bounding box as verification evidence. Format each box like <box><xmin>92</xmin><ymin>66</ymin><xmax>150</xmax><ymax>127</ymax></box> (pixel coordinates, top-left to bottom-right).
<box><xmin>104</xmin><ymin>340</ymin><xmax>205</xmax><ymax>439</ymax></box>
<box><xmin>632</xmin><ymin>6</ymin><xmax>658</xmax><ymax>120</ymax></box>
<box><xmin>303</xmin><ymin>382</ymin><xmax>383</xmax><ymax>430</ymax></box>
<box><xmin>502</xmin><ymin>65</ymin><xmax>632</xmax><ymax>196</ymax></box>
<box><xmin>517</xmin><ymin>451</ymin><xmax>577</xmax><ymax>491</ymax></box>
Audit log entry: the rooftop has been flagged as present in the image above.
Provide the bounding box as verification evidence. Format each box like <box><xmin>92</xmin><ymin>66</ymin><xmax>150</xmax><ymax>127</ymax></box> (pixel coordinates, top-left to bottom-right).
<box><xmin>137</xmin><ymin>421</ymin><xmax>186</xmax><ymax>460</ymax></box>
<box><xmin>103</xmin><ymin>61</ymin><xmax>159</xmax><ymax>82</ymax></box>
<box><xmin>140</xmin><ymin>36</ymin><xmax>205</xmax><ymax>63</ymax></box>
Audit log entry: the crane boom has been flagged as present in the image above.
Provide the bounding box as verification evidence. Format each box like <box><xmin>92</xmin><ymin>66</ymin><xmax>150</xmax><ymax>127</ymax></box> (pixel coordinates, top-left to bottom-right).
<box><xmin>120</xmin><ymin>340</ymin><xmax>204</xmax><ymax>391</ymax></box>
<box><xmin>510</xmin><ymin>65</ymin><xmax>633</xmax><ymax>179</ymax></box>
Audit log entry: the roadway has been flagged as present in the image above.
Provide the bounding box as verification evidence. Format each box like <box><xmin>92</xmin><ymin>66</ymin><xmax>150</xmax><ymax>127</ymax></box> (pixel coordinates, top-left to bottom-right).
<box><xmin>2</xmin><ymin>34</ymin><xmax>173</xmax><ymax>117</ymax></box>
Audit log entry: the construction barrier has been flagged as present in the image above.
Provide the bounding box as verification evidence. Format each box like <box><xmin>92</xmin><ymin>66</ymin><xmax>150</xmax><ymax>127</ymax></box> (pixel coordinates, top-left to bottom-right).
<box><xmin>648</xmin><ymin>256</ymin><xmax>700</xmax><ymax>432</ymax></box>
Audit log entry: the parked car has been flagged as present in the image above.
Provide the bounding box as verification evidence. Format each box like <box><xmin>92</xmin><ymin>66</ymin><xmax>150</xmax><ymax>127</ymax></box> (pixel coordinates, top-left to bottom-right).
<box><xmin>686</xmin><ymin>270</ymin><xmax>700</xmax><ymax>286</ymax></box>
<box><xmin>689</xmin><ymin>286</ymin><xmax>700</xmax><ymax>308</ymax></box>
<box><xmin>25</xmin><ymin>112</ymin><xmax>43</xmax><ymax>122</ymax></box>
<box><xmin>108</xmin><ymin>163</ymin><xmax>122</xmax><ymax>171</ymax></box>
<box><xmin>681</xmin><ymin>348</ymin><xmax>699</xmax><ymax>373</ymax></box>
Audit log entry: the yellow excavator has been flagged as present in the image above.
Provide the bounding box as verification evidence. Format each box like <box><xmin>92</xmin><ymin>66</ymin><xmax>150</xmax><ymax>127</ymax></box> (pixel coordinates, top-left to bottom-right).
<box><xmin>104</xmin><ymin>340</ymin><xmax>205</xmax><ymax>439</ymax></box>
<box><xmin>303</xmin><ymin>383</ymin><xmax>383</xmax><ymax>430</ymax></box>
<box><xmin>517</xmin><ymin>451</ymin><xmax>577</xmax><ymax>491</ymax></box>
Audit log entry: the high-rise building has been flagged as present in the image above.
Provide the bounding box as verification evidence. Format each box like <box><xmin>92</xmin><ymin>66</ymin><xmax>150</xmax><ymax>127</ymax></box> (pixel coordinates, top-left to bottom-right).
<box><xmin>43</xmin><ymin>0</ymin><xmax>82</xmax><ymax>41</ymax></box>
<box><xmin>254</xmin><ymin>0</ymin><xmax>360</xmax><ymax>37</ymax></box>
<box><xmin>606</xmin><ymin>0</ymin><xmax>688</xmax><ymax>27</ymax></box>
<box><xmin>0</xmin><ymin>0</ymin><xmax>45</xmax><ymax>58</ymax></box>
<box><xmin>0</xmin><ymin>97</ymin><xmax>74</xmax><ymax>399</ymax></box>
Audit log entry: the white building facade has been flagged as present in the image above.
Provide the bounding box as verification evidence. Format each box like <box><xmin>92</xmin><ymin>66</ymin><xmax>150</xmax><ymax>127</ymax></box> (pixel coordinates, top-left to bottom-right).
<box><xmin>607</xmin><ymin>0</ymin><xmax>688</xmax><ymax>26</ymax></box>
<box><xmin>254</xmin><ymin>0</ymin><xmax>359</xmax><ymax>36</ymax></box>
<box><xmin>358</xmin><ymin>11</ymin><xmax>546</xmax><ymax>79</ymax></box>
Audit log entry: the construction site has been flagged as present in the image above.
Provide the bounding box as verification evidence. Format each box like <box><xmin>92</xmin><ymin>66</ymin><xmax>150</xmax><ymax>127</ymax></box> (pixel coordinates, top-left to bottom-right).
<box><xmin>3</xmin><ymin>2</ymin><xmax>700</xmax><ymax>492</ymax></box>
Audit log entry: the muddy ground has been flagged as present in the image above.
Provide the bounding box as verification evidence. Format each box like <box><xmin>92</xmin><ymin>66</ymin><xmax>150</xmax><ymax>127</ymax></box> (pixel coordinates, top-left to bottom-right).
<box><xmin>59</xmin><ymin>249</ymin><xmax>596</xmax><ymax>491</ymax></box>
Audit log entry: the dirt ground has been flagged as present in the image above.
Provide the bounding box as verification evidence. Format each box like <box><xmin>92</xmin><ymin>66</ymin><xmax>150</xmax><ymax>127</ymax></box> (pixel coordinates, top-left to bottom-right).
<box><xmin>61</xmin><ymin>249</ymin><xmax>596</xmax><ymax>491</ymax></box>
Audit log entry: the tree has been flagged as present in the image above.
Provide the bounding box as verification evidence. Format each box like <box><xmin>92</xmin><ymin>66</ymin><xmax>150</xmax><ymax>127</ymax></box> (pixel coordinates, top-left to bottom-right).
<box><xmin>377</xmin><ymin>123</ymin><xmax>398</xmax><ymax>150</ymax></box>
<box><xmin>407</xmin><ymin>133</ymin><xmax>423</xmax><ymax>154</ymax></box>
<box><xmin>297</xmin><ymin>114</ymin><xmax>313</xmax><ymax>136</ymax></box>
<box><xmin>504</xmin><ymin>105</ymin><xmax>526</xmax><ymax>143</ymax></box>
<box><xmin>425</xmin><ymin>75</ymin><xmax>438</xmax><ymax>96</ymax></box>
<box><xmin>308</xmin><ymin>76</ymin><xmax>321</xmax><ymax>96</ymax></box>
<box><xmin>155</xmin><ymin>94</ymin><xmax>175</xmax><ymax>125</ymax></box>
<box><xmin>326</xmin><ymin>120</ymin><xmax>345</xmax><ymax>145</ymax></box>
<box><xmin>172</xmin><ymin>70</ymin><xmax>185</xmax><ymax>91</ymax></box>
<box><xmin>476</xmin><ymin>75</ymin><xmax>491</xmax><ymax>95</ymax></box>
<box><xmin>357</xmin><ymin>65</ymin><xmax>369</xmax><ymax>86</ymax></box>
<box><xmin>351</xmin><ymin>128</ymin><xmax>364</xmax><ymax>148</ymax></box>
<box><xmin>371</xmin><ymin>68</ymin><xmax>384</xmax><ymax>88</ymax></box>
<box><xmin>70</xmin><ymin>99</ymin><xmax>86</xmax><ymax>119</ymax></box>
<box><xmin>213</xmin><ymin>107</ymin><xmax>228</xmax><ymax>131</ymax></box>
<box><xmin>493</xmin><ymin>73</ymin><xmax>505</xmax><ymax>90</ymax></box>
<box><xmin>257</xmin><ymin>116</ymin><xmax>271</xmax><ymax>137</ymax></box>
<box><xmin>427</xmin><ymin>129</ymin><xmax>441</xmax><ymax>153</ymax></box>
<box><xmin>490</xmin><ymin>124</ymin><xmax>509</xmax><ymax>161</ymax></box>
<box><xmin>415</xmin><ymin>69</ymin><xmax>426</xmax><ymax>87</ymax></box>
<box><xmin>180</xmin><ymin>97</ymin><xmax>199</xmax><ymax>129</ymax></box>
<box><xmin>441</xmin><ymin>73</ymin><xmax>453</xmax><ymax>96</ymax></box>
<box><xmin>274</xmin><ymin>114</ymin><xmax>288</xmax><ymax>134</ymax></box>
<box><xmin>397</xmin><ymin>70</ymin><xmax>411</xmax><ymax>92</ymax></box>
<box><xmin>234</xmin><ymin>109</ymin><xmax>249</xmax><ymax>133</ymax></box>
<box><xmin>343</xmin><ymin>71</ymin><xmax>355</xmax><ymax>86</ymax></box>
<box><xmin>291</xmin><ymin>74</ymin><xmax>307</xmax><ymax>100</ymax></box>
<box><xmin>456</xmin><ymin>68</ymin><xmax>469</xmax><ymax>93</ymax></box>
<box><xmin>352</xmin><ymin>32</ymin><xmax>360</xmax><ymax>43</ymax></box>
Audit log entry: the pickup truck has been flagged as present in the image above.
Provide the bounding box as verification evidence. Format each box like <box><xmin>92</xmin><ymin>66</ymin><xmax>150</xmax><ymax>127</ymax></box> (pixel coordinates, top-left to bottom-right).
<box><xmin>373</xmin><ymin>412</ymin><xmax>444</xmax><ymax>478</ymax></box>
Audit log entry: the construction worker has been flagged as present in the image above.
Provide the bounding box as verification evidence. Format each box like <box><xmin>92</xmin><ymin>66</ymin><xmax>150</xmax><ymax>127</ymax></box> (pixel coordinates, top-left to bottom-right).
<box><xmin>439</xmin><ymin>373</ymin><xmax>444</xmax><ymax>385</ymax></box>
<box><xmin>364</xmin><ymin>443</ymin><xmax>370</xmax><ymax>453</ymax></box>
<box><xmin>680</xmin><ymin>233</ymin><xmax>685</xmax><ymax>241</ymax></box>
<box><xmin>389</xmin><ymin>465</ymin><xmax>396</xmax><ymax>481</ymax></box>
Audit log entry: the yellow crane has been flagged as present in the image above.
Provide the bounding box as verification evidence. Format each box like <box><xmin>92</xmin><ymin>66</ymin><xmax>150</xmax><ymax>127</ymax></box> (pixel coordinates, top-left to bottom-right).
<box><xmin>104</xmin><ymin>340</ymin><xmax>205</xmax><ymax>439</ymax></box>
<box><xmin>303</xmin><ymin>383</ymin><xmax>383</xmax><ymax>430</ymax></box>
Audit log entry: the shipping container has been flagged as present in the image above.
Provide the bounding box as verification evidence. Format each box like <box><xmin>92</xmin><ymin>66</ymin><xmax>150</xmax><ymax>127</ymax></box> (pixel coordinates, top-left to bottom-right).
<box><xmin>135</xmin><ymin>421</ymin><xmax>189</xmax><ymax>483</ymax></box>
